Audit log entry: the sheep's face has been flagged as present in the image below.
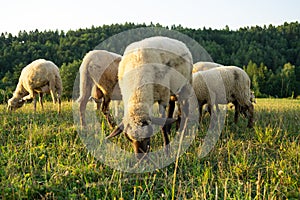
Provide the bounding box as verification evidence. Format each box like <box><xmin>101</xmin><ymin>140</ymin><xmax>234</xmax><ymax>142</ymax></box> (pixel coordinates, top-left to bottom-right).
<box><xmin>124</xmin><ymin>120</ymin><xmax>153</xmax><ymax>159</ymax></box>
<box><xmin>7</xmin><ymin>98</ymin><xmax>25</xmax><ymax>111</ymax></box>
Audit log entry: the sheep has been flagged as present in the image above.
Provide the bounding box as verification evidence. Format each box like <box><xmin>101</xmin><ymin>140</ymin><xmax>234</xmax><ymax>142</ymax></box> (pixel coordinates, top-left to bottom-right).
<box><xmin>193</xmin><ymin>62</ymin><xmax>256</xmax><ymax>122</ymax></box>
<box><xmin>191</xmin><ymin>61</ymin><xmax>223</xmax><ymax>114</ymax></box>
<box><xmin>77</xmin><ymin>50</ymin><xmax>122</xmax><ymax>128</ymax></box>
<box><xmin>90</xmin><ymin>83</ymin><xmax>122</xmax><ymax>118</ymax></box>
<box><xmin>7</xmin><ymin>59</ymin><xmax>62</xmax><ymax>113</ymax></box>
<box><xmin>192</xmin><ymin>66</ymin><xmax>254</xmax><ymax>128</ymax></box>
<box><xmin>192</xmin><ymin>61</ymin><xmax>223</xmax><ymax>73</ymax></box>
<box><xmin>106</xmin><ymin>36</ymin><xmax>193</xmax><ymax>159</ymax></box>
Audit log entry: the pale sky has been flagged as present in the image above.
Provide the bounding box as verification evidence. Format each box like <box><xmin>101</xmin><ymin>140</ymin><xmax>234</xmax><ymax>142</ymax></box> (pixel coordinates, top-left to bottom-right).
<box><xmin>1</xmin><ymin>0</ymin><xmax>299</xmax><ymax>35</ymax></box>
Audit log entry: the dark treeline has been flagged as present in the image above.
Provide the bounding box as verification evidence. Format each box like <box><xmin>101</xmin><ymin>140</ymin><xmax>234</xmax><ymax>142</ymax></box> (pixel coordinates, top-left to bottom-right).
<box><xmin>0</xmin><ymin>22</ymin><xmax>299</xmax><ymax>101</ymax></box>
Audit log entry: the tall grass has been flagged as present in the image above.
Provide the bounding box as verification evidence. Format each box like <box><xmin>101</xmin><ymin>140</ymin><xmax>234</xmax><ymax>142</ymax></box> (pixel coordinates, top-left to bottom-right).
<box><xmin>0</xmin><ymin>99</ymin><xmax>299</xmax><ymax>199</ymax></box>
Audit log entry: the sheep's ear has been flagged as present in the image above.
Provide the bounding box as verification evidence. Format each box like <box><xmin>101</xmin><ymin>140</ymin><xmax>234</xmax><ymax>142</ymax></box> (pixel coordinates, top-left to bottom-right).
<box><xmin>151</xmin><ymin>117</ymin><xmax>177</xmax><ymax>126</ymax></box>
<box><xmin>106</xmin><ymin>123</ymin><xmax>124</xmax><ymax>139</ymax></box>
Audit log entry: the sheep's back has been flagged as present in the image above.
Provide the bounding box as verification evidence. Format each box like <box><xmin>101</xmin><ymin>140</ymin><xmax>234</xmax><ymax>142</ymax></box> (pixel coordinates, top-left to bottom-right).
<box><xmin>217</xmin><ymin>66</ymin><xmax>251</xmax><ymax>104</ymax></box>
<box><xmin>81</xmin><ymin>50</ymin><xmax>121</xmax><ymax>95</ymax></box>
<box><xmin>119</xmin><ymin>36</ymin><xmax>193</xmax><ymax>101</ymax></box>
<box><xmin>20</xmin><ymin>59</ymin><xmax>60</xmax><ymax>91</ymax></box>
<box><xmin>193</xmin><ymin>61</ymin><xmax>222</xmax><ymax>73</ymax></box>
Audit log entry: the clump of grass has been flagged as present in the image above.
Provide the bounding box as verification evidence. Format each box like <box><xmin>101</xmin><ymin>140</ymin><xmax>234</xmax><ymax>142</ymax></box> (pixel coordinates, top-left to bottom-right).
<box><xmin>0</xmin><ymin>98</ymin><xmax>299</xmax><ymax>199</ymax></box>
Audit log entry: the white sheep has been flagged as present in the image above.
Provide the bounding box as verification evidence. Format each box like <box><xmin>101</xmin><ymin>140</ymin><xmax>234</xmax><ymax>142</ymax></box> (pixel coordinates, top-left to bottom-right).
<box><xmin>90</xmin><ymin>83</ymin><xmax>122</xmax><ymax>119</ymax></box>
<box><xmin>192</xmin><ymin>61</ymin><xmax>223</xmax><ymax>73</ymax></box>
<box><xmin>192</xmin><ymin>66</ymin><xmax>254</xmax><ymax>128</ymax></box>
<box><xmin>193</xmin><ymin>62</ymin><xmax>256</xmax><ymax>121</ymax></box>
<box><xmin>191</xmin><ymin>61</ymin><xmax>223</xmax><ymax>114</ymax></box>
<box><xmin>107</xmin><ymin>36</ymin><xmax>193</xmax><ymax>158</ymax></box>
<box><xmin>7</xmin><ymin>59</ymin><xmax>62</xmax><ymax>113</ymax></box>
<box><xmin>77</xmin><ymin>50</ymin><xmax>122</xmax><ymax>128</ymax></box>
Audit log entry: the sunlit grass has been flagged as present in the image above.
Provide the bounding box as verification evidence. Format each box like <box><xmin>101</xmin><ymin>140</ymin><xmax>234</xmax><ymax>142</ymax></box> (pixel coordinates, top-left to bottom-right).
<box><xmin>0</xmin><ymin>98</ymin><xmax>299</xmax><ymax>199</ymax></box>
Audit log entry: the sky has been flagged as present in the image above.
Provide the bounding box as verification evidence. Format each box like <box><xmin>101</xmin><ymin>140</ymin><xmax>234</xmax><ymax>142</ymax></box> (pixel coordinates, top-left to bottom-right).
<box><xmin>1</xmin><ymin>0</ymin><xmax>300</xmax><ymax>35</ymax></box>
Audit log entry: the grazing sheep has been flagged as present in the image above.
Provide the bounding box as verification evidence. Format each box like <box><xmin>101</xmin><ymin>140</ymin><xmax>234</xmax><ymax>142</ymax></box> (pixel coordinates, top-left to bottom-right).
<box><xmin>192</xmin><ymin>66</ymin><xmax>254</xmax><ymax>128</ymax></box>
<box><xmin>193</xmin><ymin>62</ymin><xmax>255</xmax><ymax>122</ymax></box>
<box><xmin>191</xmin><ymin>61</ymin><xmax>223</xmax><ymax>114</ymax></box>
<box><xmin>7</xmin><ymin>59</ymin><xmax>62</xmax><ymax>113</ymax></box>
<box><xmin>90</xmin><ymin>83</ymin><xmax>122</xmax><ymax>118</ymax></box>
<box><xmin>235</xmin><ymin>90</ymin><xmax>256</xmax><ymax>118</ymax></box>
<box><xmin>77</xmin><ymin>50</ymin><xmax>122</xmax><ymax>128</ymax></box>
<box><xmin>192</xmin><ymin>61</ymin><xmax>223</xmax><ymax>73</ymax></box>
<box><xmin>107</xmin><ymin>36</ymin><xmax>193</xmax><ymax>158</ymax></box>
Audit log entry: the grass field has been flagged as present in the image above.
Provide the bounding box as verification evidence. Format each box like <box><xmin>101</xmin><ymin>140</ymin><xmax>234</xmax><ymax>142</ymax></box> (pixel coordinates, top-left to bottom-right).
<box><xmin>0</xmin><ymin>98</ymin><xmax>299</xmax><ymax>199</ymax></box>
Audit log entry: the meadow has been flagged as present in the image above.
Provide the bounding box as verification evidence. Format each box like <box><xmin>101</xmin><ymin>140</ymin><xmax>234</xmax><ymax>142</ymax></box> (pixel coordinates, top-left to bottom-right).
<box><xmin>0</xmin><ymin>98</ymin><xmax>299</xmax><ymax>199</ymax></box>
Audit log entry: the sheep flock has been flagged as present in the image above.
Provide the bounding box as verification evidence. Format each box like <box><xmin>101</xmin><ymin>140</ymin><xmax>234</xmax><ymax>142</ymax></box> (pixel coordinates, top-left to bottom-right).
<box><xmin>7</xmin><ymin>35</ymin><xmax>256</xmax><ymax>160</ymax></box>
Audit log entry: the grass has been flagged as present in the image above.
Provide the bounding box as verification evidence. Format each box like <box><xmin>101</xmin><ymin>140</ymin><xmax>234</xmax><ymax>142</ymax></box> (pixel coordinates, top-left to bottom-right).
<box><xmin>0</xmin><ymin>98</ymin><xmax>299</xmax><ymax>199</ymax></box>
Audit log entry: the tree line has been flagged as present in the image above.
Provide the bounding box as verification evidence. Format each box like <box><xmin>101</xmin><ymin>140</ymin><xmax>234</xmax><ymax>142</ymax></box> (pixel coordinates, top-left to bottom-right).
<box><xmin>0</xmin><ymin>22</ymin><xmax>299</xmax><ymax>102</ymax></box>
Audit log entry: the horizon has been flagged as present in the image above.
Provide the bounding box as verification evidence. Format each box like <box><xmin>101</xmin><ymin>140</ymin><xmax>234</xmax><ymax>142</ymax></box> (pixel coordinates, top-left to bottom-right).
<box><xmin>1</xmin><ymin>0</ymin><xmax>299</xmax><ymax>36</ymax></box>
<box><xmin>2</xmin><ymin>20</ymin><xmax>299</xmax><ymax>37</ymax></box>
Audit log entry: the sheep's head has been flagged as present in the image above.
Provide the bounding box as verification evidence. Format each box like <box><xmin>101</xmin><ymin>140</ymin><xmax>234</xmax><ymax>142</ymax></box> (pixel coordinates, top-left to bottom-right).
<box><xmin>107</xmin><ymin>117</ymin><xmax>176</xmax><ymax>160</ymax></box>
<box><xmin>125</xmin><ymin>119</ymin><xmax>153</xmax><ymax>157</ymax></box>
<box><xmin>108</xmin><ymin>118</ymin><xmax>153</xmax><ymax>159</ymax></box>
<box><xmin>7</xmin><ymin>97</ymin><xmax>25</xmax><ymax>111</ymax></box>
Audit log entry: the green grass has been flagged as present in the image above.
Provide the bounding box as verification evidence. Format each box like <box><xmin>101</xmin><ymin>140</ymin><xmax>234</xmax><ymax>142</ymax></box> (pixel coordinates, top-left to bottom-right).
<box><xmin>0</xmin><ymin>99</ymin><xmax>299</xmax><ymax>199</ymax></box>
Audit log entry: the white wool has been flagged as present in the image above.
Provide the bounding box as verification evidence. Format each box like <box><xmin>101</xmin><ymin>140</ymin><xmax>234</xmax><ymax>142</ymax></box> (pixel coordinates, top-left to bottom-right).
<box><xmin>192</xmin><ymin>65</ymin><xmax>254</xmax><ymax>127</ymax></box>
<box><xmin>7</xmin><ymin>59</ymin><xmax>62</xmax><ymax>113</ymax></box>
<box><xmin>77</xmin><ymin>50</ymin><xmax>122</xmax><ymax>127</ymax></box>
<box><xmin>118</xmin><ymin>36</ymin><xmax>193</xmax><ymax>141</ymax></box>
<box><xmin>192</xmin><ymin>61</ymin><xmax>223</xmax><ymax>73</ymax></box>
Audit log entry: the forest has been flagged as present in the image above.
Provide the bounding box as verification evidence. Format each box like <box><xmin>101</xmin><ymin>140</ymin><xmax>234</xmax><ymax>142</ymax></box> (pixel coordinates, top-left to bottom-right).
<box><xmin>0</xmin><ymin>21</ymin><xmax>299</xmax><ymax>101</ymax></box>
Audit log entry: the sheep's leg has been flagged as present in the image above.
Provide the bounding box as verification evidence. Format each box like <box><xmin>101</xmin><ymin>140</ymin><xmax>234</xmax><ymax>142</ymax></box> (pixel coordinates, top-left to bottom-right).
<box><xmin>175</xmin><ymin>83</ymin><xmax>193</xmax><ymax>134</ymax></box>
<box><xmin>175</xmin><ymin>102</ymin><xmax>181</xmax><ymax>130</ymax></box>
<box><xmin>49</xmin><ymin>90</ymin><xmax>57</xmax><ymax>104</ymax></box>
<box><xmin>79</xmin><ymin>90</ymin><xmax>92</xmax><ymax>127</ymax></box>
<box><xmin>233</xmin><ymin>101</ymin><xmax>239</xmax><ymax>124</ymax></box>
<box><xmin>101</xmin><ymin>97</ymin><xmax>116</xmax><ymax>129</ymax></box>
<box><xmin>33</xmin><ymin>96</ymin><xmax>37</xmax><ymax>112</ymax></box>
<box><xmin>79</xmin><ymin>95</ymin><xmax>90</xmax><ymax>127</ymax></box>
<box><xmin>48</xmin><ymin>80</ymin><xmax>57</xmax><ymax>104</ymax></box>
<box><xmin>159</xmin><ymin>103</ymin><xmax>170</xmax><ymax>155</ymax></box>
<box><xmin>54</xmin><ymin>83</ymin><xmax>62</xmax><ymax>114</ymax></box>
<box><xmin>215</xmin><ymin>104</ymin><xmax>220</xmax><ymax>113</ymax></box>
<box><xmin>246</xmin><ymin>103</ymin><xmax>254</xmax><ymax>128</ymax></box>
<box><xmin>198</xmin><ymin>102</ymin><xmax>203</xmax><ymax>124</ymax></box>
<box><xmin>22</xmin><ymin>91</ymin><xmax>38</xmax><ymax>111</ymax></box>
<box><xmin>57</xmin><ymin>94</ymin><xmax>61</xmax><ymax>114</ymax></box>
<box><xmin>49</xmin><ymin>85</ymin><xmax>61</xmax><ymax>114</ymax></box>
<box><xmin>166</xmin><ymin>99</ymin><xmax>176</xmax><ymax>133</ymax></box>
<box><xmin>207</xmin><ymin>104</ymin><xmax>212</xmax><ymax>115</ymax></box>
<box><xmin>96</xmin><ymin>101</ymin><xmax>102</xmax><ymax>110</ymax></box>
<box><xmin>37</xmin><ymin>85</ymin><xmax>50</xmax><ymax>112</ymax></box>
<box><xmin>39</xmin><ymin>93</ymin><xmax>44</xmax><ymax>110</ymax></box>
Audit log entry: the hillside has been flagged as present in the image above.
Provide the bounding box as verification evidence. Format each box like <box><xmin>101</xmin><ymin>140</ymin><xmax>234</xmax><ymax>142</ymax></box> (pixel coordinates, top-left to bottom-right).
<box><xmin>0</xmin><ymin>22</ymin><xmax>299</xmax><ymax>100</ymax></box>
